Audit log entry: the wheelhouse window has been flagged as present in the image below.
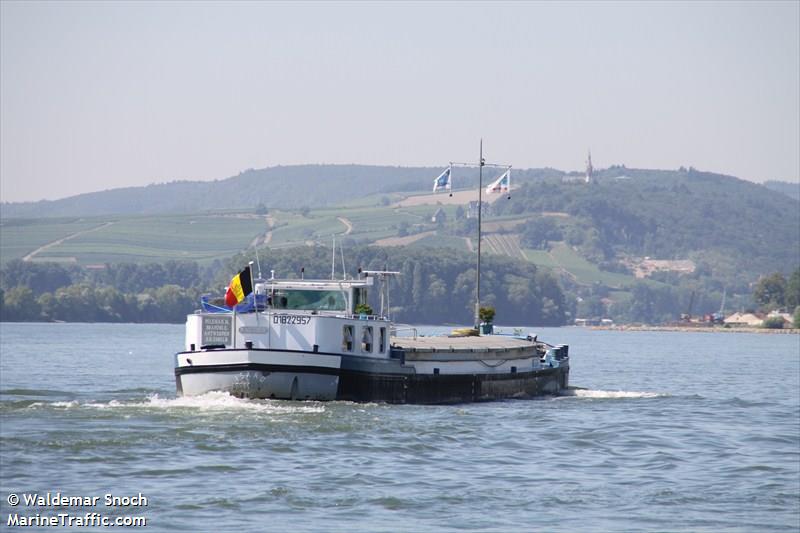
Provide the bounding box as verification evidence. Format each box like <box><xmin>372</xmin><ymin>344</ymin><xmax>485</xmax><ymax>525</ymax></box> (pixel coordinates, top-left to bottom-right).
<box><xmin>342</xmin><ymin>325</ymin><xmax>354</xmax><ymax>352</ymax></box>
<box><xmin>361</xmin><ymin>326</ymin><xmax>373</xmax><ymax>353</ymax></box>
<box><xmin>272</xmin><ymin>290</ymin><xmax>346</xmax><ymax>311</ymax></box>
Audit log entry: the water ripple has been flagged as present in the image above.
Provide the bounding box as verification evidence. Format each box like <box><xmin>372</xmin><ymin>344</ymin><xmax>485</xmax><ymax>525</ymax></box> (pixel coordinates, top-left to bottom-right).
<box><xmin>1</xmin><ymin>324</ymin><xmax>798</xmax><ymax>532</ymax></box>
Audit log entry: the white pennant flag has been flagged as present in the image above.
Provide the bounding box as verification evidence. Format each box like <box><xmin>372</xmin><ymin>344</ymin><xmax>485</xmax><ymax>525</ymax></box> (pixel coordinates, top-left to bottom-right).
<box><xmin>432</xmin><ymin>167</ymin><xmax>452</xmax><ymax>193</ymax></box>
<box><xmin>485</xmin><ymin>168</ymin><xmax>511</xmax><ymax>194</ymax></box>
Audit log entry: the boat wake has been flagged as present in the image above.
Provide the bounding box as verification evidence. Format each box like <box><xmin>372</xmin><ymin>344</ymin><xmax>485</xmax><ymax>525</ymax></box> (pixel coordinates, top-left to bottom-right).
<box><xmin>28</xmin><ymin>391</ymin><xmax>326</xmax><ymax>414</ymax></box>
<box><xmin>560</xmin><ymin>388</ymin><xmax>666</xmax><ymax>399</ymax></box>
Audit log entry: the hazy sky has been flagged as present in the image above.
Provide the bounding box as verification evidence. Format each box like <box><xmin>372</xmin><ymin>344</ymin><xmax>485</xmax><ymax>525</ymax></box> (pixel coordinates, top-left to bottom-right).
<box><xmin>1</xmin><ymin>1</ymin><xmax>798</xmax><ymax>203</ymax></box>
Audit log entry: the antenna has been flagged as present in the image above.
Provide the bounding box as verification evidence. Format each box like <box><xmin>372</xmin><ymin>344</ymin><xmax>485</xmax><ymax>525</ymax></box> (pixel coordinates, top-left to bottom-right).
<box><xmin>331</xmin><ymin>235</ymin><xmax>336</xmax><ymax>280</ymax></box>
<box><xmin>254</xmin><ymin>247</ymin><xmax>263</xmax><ymax>280</ymax></box>
<box><xmin>475</xmin><ymin>139</ymin><xmax>484</xmax><ymax>329</ymax></box>
<box><xmin>340</xmin><ymin>239</ymin><xmax>347</xmax><ymax>280</ymax></box>
<box><xmin>362</xmin><ymin>269</ymin><xmax>400</xmax><ymax>319</ymax></box>
<box><xmin>248</xmin><ymin>260</ymin><xmax>258</xmax><ymax>322</ymax></box>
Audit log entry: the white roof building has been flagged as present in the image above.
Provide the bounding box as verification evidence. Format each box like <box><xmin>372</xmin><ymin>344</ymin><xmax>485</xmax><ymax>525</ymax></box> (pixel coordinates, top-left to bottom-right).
<box><xmin>723</xmin><ymin>312</ymin><xmax>763</xmax><ymax>327</ymax></box>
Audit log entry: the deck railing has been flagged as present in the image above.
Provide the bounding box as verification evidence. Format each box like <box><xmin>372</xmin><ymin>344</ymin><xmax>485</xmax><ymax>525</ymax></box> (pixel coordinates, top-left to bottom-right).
<box><xmin>391</xmin><ymin>325</ymin><xmax>418</xmax><ymax>339</ymax></box>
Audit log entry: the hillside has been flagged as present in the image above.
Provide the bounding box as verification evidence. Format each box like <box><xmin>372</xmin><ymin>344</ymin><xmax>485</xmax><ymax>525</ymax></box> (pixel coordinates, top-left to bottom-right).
<box><xmin>0</xmin><ymin>214</ymin><xmax>269</xmax><ymax>265</ymax></box>
<box><xmin>764</xmin><ymin>180</ymin><xmax>800</xmax><ymax>202</ymax></box>
<box><xmin>491</xmin><ymin>169</ymin><xmax>800</xmax><ymax>286</ymax></box>
<box><xmin>0</xmin><ymin>165</ymin><xmax>562</xmax><ymax>218</ymax></box>
<box><xmin>2</xmin><ymin>164</ymin><xmax>797</xmax><ymax>325</ymax></box>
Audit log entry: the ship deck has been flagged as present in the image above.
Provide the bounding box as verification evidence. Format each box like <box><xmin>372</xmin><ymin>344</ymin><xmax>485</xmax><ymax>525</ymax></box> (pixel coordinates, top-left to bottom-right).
<box><xmin>389</xmin><ymin>335</ymin><xmax>538</xmax><ymax>361</ymax></box>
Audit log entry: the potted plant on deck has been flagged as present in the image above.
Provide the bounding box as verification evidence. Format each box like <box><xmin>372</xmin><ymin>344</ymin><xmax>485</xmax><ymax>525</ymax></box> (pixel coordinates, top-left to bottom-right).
<box><xmin>479</xmin><ymin>306</ymin><xmax>496</xmax><ymax>335</ymax></box>
<box><xmin>355</xmin><ymin>303</ymin><xmax>374</xmax><ymax>318</ymax></box>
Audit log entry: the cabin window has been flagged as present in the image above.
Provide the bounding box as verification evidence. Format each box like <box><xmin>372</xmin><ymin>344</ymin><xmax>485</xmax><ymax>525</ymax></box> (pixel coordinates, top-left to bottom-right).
<box><xmin>272</xmin><ymin>290</ymin><xmax>346</xmax><ymax>311</ymax></box>
<box><xmin>342</xmin><ymin>325</ymin><xmax>354</xmax><ymax>352</ymax></box>
<box><xmin>361</xmin><ymin>326</ymin><xmax>373</xmax><ymax>353</ymax></box>
<box><xmin>379</xmin><ymin>327</ymin><xmax>386</xmax><ymax>353</ymax></box>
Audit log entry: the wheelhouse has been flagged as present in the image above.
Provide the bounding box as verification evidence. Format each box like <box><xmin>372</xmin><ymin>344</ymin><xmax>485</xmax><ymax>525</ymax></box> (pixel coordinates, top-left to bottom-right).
<box><xmin>255</xmin><ymin>278</ymin><xmax>373</xmax><ymax>316</ymax></box>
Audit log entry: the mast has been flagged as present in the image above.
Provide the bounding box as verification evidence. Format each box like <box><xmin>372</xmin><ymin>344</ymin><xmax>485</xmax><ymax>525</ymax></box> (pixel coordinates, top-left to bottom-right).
<box><xmin>254</xmin><ymin>247</ymin><xmax>263</xmax><ymax>280</ymax></box>
<box><xmin>331</xmin><ymin>235</ymin><xmax>336</xmax><ymax>280</ymax></box>
<box><xmin>248</xmin><ymin>260</ymin><xmax>258</xmax><ymax>322</ymax></box>
<box><xmin>474</xmin><ymin>139</ymin><xmax>485</xmax><ymax>329</ymax></box>
<box><xmin>448</xmin><ymin>143</ymin><xmax>506</xmax><ymax>330</ymax></box>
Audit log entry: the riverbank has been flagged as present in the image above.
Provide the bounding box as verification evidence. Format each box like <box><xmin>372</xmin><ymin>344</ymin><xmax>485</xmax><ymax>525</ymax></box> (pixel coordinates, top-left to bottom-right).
<box><xmin>588</xmin><ymin>325</ymin><xmax>799</xmax><ymax>334</ymax></box>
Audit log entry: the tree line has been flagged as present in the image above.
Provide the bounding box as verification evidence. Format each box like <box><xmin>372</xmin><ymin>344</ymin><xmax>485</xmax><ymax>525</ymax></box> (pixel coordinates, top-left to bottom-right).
<box><xmin>2</xmin><ymin>283</ymin><xmax>200</xmax><ymax>323</ymax></box>
<box><xmin>1</xmin><ymin>247</ymin><xmax>569</xmax><ymax>326</ymax></box>
<box><xmin>0</xmin><ymin>260</ymin><xmax>205</xmax><ymax>323</ymax></box>
<box><xmin>223</xmin><ymin>245</ymin><xmax>568</xmax><ymax>326</ymax></box>
<box><xmin>753</xmin><ymin>269</ymin><xmax>800</xmax><ymax>327</ymax></box>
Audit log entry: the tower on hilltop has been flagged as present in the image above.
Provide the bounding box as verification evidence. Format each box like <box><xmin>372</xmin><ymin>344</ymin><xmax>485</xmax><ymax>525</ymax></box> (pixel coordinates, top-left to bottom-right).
<box><xmin>585</xmin><ymin>149</ymin><xmax>594</xmax><ymax>184</ymax></box>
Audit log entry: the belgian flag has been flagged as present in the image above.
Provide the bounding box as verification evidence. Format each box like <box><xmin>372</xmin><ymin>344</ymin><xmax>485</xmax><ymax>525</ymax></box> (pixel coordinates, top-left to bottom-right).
<box><xmin>224</xmin><ymin>266</ymin><xmax>253</xmax><ymax>307</ymax></box>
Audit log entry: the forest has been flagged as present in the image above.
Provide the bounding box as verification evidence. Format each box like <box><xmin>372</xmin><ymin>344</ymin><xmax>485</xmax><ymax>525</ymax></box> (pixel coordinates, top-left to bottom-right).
<box><xmin>491</xmin><ymin>170</ymin><xmax>798</xmax><ymax>288</ymax></box>
<box><xmin>0</xmin><ymin>247</ymin><xmax>568</xmax><ymax>326</ymax></box>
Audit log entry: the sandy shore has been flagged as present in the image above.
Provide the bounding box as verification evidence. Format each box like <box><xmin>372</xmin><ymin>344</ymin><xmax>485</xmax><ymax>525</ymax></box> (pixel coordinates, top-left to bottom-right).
<box><xmin>588</xmin><ymin>325</ymin><xmax>799</xmax><ymax>334</ymax></box>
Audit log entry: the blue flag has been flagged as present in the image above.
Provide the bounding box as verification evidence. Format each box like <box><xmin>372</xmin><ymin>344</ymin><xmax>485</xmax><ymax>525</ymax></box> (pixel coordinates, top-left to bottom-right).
<box><xmin>432</xmin><ymin>167</ymin><xmax>451</xmax><ymax>193</ymax></box>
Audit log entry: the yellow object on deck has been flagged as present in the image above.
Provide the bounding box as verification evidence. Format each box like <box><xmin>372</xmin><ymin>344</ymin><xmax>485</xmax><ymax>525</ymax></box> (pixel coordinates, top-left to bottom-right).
<box><xmin>449</xmin><ymin>327</ymin><xmax>479</xmax><ymax>337</ymax></box>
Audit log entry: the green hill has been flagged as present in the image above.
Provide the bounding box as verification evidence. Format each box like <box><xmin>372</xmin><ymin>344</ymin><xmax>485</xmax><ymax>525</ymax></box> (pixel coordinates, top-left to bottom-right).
<box><xmin>0</xmin><ymin>165</ymin><xmax>561</xmax><ymax>218</ymax></box>
<box><xmin>764</xmin><ymin>180</ymin><xmax>800</xmax><ymax>202</ymax></box>
<box><xmin>1</xmin><ymin>164</ymin><xmax>797</xmax><ymax>325</ymax></box>
<box><xmin>0</xmin><ymin>214</ymin><xmax>268</xmax><ymax>265</ymax></box>
<box><xmin>491</xmin><ymin>169</ymin><xmax>799</xmax><ymax>287</ymax></box>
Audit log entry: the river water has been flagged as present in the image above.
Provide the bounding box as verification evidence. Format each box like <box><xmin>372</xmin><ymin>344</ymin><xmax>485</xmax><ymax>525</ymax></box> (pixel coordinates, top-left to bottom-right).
<box><xmin>0</xmin><ymin>323</ymin><xmax>798</xmax><ymax>532</ymax></box>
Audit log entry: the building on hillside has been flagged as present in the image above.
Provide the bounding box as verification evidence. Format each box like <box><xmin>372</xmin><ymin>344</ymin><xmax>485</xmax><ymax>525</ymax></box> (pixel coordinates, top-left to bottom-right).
<box><xmin>766</xmin><ymin>311</ymin><xmax>794</xmax><ymax>327</ymax></box>
<box><xmin>628</xmin><ymin>258</ymin><xmax>697</xmax><ymax>279</ymax></box>
<box><xmin>573</xmin><ymin>317</ymin><xmax>613</xmax><ymax>327</ymax></box>
<box><xmin>431</xmin><ymin>208</ymin><xmax>447</xmax><ymax>224</ymax></box>
<box><xmin>467</xmin><ymin>201</ymin><xmax>490</xmax><ymax>219</ymax></box>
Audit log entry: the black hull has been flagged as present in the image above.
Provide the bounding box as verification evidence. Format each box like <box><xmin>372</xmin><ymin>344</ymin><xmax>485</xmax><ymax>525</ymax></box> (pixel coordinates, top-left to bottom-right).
<box><xmin>336</xmin><ymin>366</ymin><xmax>569</xmax><ymax>404</ymax></box>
